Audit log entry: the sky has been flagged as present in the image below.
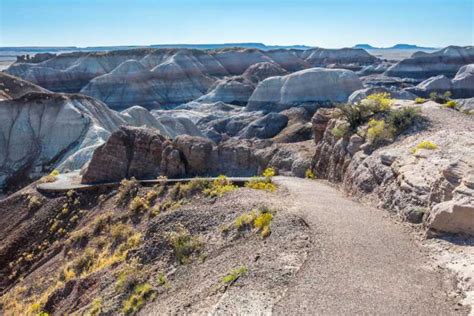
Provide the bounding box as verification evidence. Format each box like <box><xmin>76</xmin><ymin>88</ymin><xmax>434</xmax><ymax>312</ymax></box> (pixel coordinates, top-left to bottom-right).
<box><xmin>0</xmin><ymin>0</ymin><xmax>473</xmax><ymax>48</ymax></box>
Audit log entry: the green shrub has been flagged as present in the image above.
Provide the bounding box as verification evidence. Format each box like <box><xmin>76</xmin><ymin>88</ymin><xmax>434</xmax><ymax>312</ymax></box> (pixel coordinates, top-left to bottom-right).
<box><xmin>85</xmin><ymin>298</ymin><xmax>102</xmax><ymax>316</ymax></box>
<box><xmin>234</xmin><ymin>209</ymin><xmax>274</xmax><ymax>238</ymax></box>
<box><xmin>429</xmin><ymin>91</ymin><xmax>451</xmax><ymax>104</ymax></box>
<box><xmin>179</xmin><ymin>179</ymin><xmax>211</xmax><ymax>198</ymax></box>
<box><xmin>117</xmin><ymin>178</ymin><xmax>140</xmax><ymax>205</ymax></box>
<box><xmin>129</xmin><ymin>196</ymin><xmax>150</xmax><ymax>215</ymax></box>
<box><xmin>366</xmin><ymin>119</ymin><xmax>388</xmax><ymax>144</ymax></box>
<box><xmin>167</xmin><ymin>224</ymin><xmax>203</xmax><ymax>264</ymax></box>
<box><xmin>222</xmin><ymin>266</ymin><xmax>248</xmax><ymax>284</ymax></box>
<box><xmin>245</xmin><ymin>168</ymin><xmax>277</xmax><ymax>192</ymax></box>
<box><xmin>122</xmin><ymin>283</ymin><xmax>155</xmax><ymax>315</ymax></box>
<box><xmin>414</xmin><ymin>97</ymin><xmax>426</xmax><ymax>104</ymax></box>
<box><xmin>444</xmin><ymin>100</ymin><xmax>457</xmax><ymax>109</ymax></box>
<box><xmin>411</xmin><ymin>140</ymin><xmax>438</xmax><ymax>154</ymax></box>
<box><xmin>331</xmin><ymin>125</ymin><xmax>348</xmax><ymax>138</ymax></box>
<box><xmin>386</xmin><ymin>106</ymin><xmax>420</xmax><ymax>135</ymax></box>
<box><xmin>203</xmin><ymin>175</ymin><xmax>238</xmax><ymax>197</ymax></box>
<box><xmin>364</xmin><ymin>92</ymin><xmax>392</xmax><ymax>112</ymax></box>
<box><xmin>305</xmin><ymin>169</ymin><xmax>316</xmax><ymax>179</ymax></box>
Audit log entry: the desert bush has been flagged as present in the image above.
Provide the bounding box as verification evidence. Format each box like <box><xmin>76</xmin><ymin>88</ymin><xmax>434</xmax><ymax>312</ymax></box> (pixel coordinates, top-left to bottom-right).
<box><xmin>122</xmin><ymin>283</ymin><xmax>155</xmax><ymax>315</ymax></box>
<box><xmin>366</xmin><ymin>119</ymin><xmax>389</xmax><ymax>144</ymax></box>
<box><xmin>115</xmin><ymin>261</ymin><xmax>144</xmax><ymax>292</ymax></box>
<box><xmin>234</xmin><ymin>208</ymin><xmax>274</xmax><ymax>238</ymax></box>
<box><xmin>414</xmin><ymin>97</ymin><xmax>426</xmax><ymax>104</ymax></box>
<box><xmin>411</xmin><ymin>140</ymin><xmax>438</xmax><ymax>154</ymax></box>
<box><xmin>363</xmin><ymin>92</ymin><xmax>392</xmax><ymax>112</ymax></box>
<box><xmin>129</xmin><ymin>196</ymin><xmax>150</xmax><ymax>215</ymax></box>
<box><xmin>336</xmin><ymin>103</ymin><xmax>370</xmax><ymax>132</ymax></box>
<box><xmin>92</xmin><ymin>212</ymin><xmax>113</xmax><ymax>235</ymax></box>
<box><xmin>245</xmin><ymin>168</ymin><xmax>277</xmax><ymax>192</ymax></box>
<box><xmin>331</xmin><ymin>124</ymin><xmax>348</xmax><ymax>138</ymax></box>
<box><xmin>386</xmin><ymin>106</ymin><xmax>420</xmax><ymax>135</ymax></box>
<box><xmin>305</xmin><ymin>169</ymin><xmax>316</xmax><ymax>179</ymax></box>
<box><xmin>156</xmin><ymin>272</ymin><xmax>170</xmax><ymax>288</ymax></box>
<box><xmin>167</xmin><ymin>224</ymin><xmax>203</xmax><ymax>264</ymax></box>
<box><xmin>110</xmin><ymin>223</ymin><xmax>134</xmax><ymax>247</ymax></box>
<box><xmin>179</xmin><ymin>179</ymin><xmax>211</xmax><ymax>198</ymax></box>
<box><xmin>72</xmin><ymin>247</ymin><xmax>96</xmax><ymax>275</ymax></box>
<box><xmin>222</xmin><ymin>266</ymin><xmax>248</xmax><ymax>284</ymax></box>
<box><xmin>444</xmin><ymin>100</ymin><xmax>457</xmax><ymax>109</ymax></box>
<box><xmin>85</xmin><ymin>298</ymin><xmax>102</xmax><ymax>316</ymax></box>
<box><xmin>27</xmin><ymin>195</ymin><xmax>43</xmax><ymax>211</ymax></box>
<box><xmin>429</xmin><ymin>91</ymin><xmax>452</xmax><ymax>104</ymax></box>
<box><xmin>117</xmin><ymin>178</ymin><xmax>140</xmax><ymax>205</ymax></box>
<box><xmin>203</xmin><ymin>175</ymin><xmax>238</xmax><ymax>197</ymax></box>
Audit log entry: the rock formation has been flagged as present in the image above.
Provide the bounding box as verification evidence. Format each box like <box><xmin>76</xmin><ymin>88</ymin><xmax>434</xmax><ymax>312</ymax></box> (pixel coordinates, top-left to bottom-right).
<box><xmin>6</xmin><ymin>47</ymin><xmax>380</xmax><ymax>109</ymax></box>
<box><xmin>246</xmin><ymin>68</ymin><xmax>363</xmax><ymax>112</ymax></box>
<box><xmin>81</xmin><ymin>125</ymin><xmax>314</xmax><ymax>183</ymax></box>
<box><xmin>309</xmin><ymin>100</ymin><xmax>474</xmax><ymax>234</ymax></box>
<box><xmin>384</xmin><ymin>46</ymin><xmax>474</xmax><ymax>79</ymax></box>
<box><xmin>0</xmin><ymin>73</ymin><xmax>203</xmax><ymax>191</ymax></box>
<box><xmin>451</xmin><ymin>64</ymin><xmax>474</xmax><ymax>98</ymax></box>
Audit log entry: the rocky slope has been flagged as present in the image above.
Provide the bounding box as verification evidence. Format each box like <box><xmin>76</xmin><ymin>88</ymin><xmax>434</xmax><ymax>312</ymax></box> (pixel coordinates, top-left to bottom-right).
<box><xmin>310</xmin><ymin>100</ymin><xmax>474</xmax><ymax>235</ymax></box>
<box><xmin>0</xmin><ymin>175</ymin><xmax>310</xmax><ymax>314</ymax></box>
<box><xmin>5</xmin><ymin>47</ymin><xmax>379</xmax><ymax>109</ymax></box>
<box><xmin>384</xmin><ymin>46</ymin><xmax>474</xmax><ymax>79</ymax></box>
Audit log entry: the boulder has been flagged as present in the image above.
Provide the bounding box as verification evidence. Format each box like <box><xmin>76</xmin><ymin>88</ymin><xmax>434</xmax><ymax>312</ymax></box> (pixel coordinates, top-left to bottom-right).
<box><xmin>246</xmin><ymin>68</ymin><xmax>363</xmax><ymax>112</ymax></box>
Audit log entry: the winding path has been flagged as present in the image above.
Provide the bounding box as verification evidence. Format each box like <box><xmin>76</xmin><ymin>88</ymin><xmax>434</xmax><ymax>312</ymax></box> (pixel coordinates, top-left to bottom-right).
<box><xmin>272</xmin><ymin>176</ymin><xmax>463</xmax><ymax>315</ymax></box>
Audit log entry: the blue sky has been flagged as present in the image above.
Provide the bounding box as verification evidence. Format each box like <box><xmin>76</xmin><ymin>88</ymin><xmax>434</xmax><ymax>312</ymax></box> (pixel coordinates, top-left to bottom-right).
<box><xmin>1</xmin><ymin>0</ymin><xmax>472</xmax><ymax>47</ymax></box>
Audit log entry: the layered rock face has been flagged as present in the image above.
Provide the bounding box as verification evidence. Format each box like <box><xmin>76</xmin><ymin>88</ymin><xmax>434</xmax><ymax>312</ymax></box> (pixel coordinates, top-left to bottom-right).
<box><xmin>82</xmin><ymin>126</ymin><xmax>314</xmax><ymax>183</ymax></box>
<box><xmin>246</xmin><ymin>68</ymin><xmax>363</xmax><ymax>112</ymax></box>
<box><xmin>384</xmin><ymin>46</ymin><xmax>474</xmax><ymax>79</ymax></box>
<box><xmin>0</xmin><ymin>73</ymin><xmax>203</xmax><ymax>191</ymax></box>
<box><xmin>310</xmin><ymin>101</ymin><xmax>474</xmax><ymax>234</ymax></box>
<box><xmin>6</xmin><ymin>47</ymin><xmax>379</xmax><ymax>109</ymax></box>
<box><xmin>0</xmin><ymin>72</ymin><xmax>50</xmax><ymax>100</ymax></box>
<box><xmin>0</xmin><ymin>92</ymin><xmax>122</xmax><ymax>189</ymax></box>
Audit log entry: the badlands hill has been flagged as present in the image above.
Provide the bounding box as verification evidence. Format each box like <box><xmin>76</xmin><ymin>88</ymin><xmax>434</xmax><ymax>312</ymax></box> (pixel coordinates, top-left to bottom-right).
<box><xmin>6</xmin><ymin>47</ymin><xmax>378</xmax><ymax>109</ymax></box>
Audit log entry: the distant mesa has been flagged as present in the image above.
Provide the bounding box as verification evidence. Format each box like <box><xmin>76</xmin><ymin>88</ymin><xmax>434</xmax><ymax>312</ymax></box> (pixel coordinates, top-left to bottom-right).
<box><xmin>354</xmin><ymin>43</ymin><xmax>437</xmax><ymax>50</ymax></box>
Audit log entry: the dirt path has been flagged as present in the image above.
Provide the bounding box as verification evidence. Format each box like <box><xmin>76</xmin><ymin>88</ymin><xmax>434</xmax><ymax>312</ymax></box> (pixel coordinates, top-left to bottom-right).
<box><xmin>273</xmin><ymin>176</ymin><xmax>465</xmax><ymax>315</ymax></box>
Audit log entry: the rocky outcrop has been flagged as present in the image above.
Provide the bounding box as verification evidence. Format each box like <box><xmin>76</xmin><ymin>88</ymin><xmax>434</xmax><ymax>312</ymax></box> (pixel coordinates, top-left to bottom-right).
<box><xmin>310</xmin><ymin>101</ymin><xmax>474</xmax><ymax>234</ymax></box>
<box><xmin>452</xmin><ymin>64</ymin><xmax>474</xmax><ymax>98</ymax></box>
<box><xmin>0</xmin><ymin>92</ymin><xmax>123</xmax><ymax>190</ymax></box>
<box><xmin>238</xmin><ymin>113</ymin><xmax>288</xmax><ymax>139</ymax></box>
<box><xmin>246</xmin><ymin>68</ymin><xmax>363</xmax><ymax>112</ymax></box>
<box><xmin>82</xmin><ymin>126</ymin><xmax>314</xmax><ymax>183</ymax></box>
<box><xmin>405</xmin><ymin>75</ymin><xmax>452</xmax><ymax>97</ymax></box>
<box><xmin>384</xmin><ymin>46</ymin><xmax>474</xmax><ymax>79</ymax></box>
<box><xmin>0</xmin><ymin>72</ymin><xmax>50</xmax><ymax>100</ymax></box>
<box><xmin>301</xmin><ymin>48</ymin><xmax>378</xmax><ymax>69</ymax></box>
